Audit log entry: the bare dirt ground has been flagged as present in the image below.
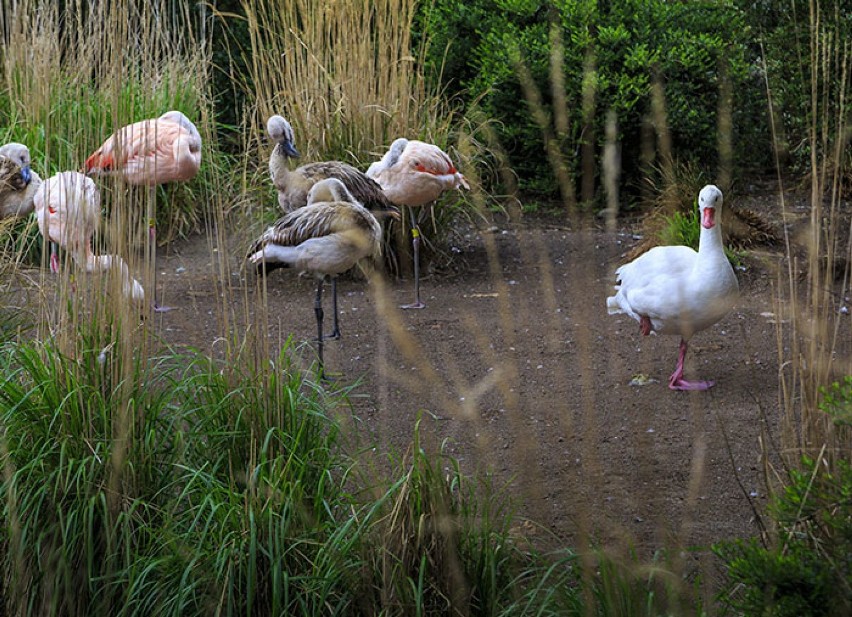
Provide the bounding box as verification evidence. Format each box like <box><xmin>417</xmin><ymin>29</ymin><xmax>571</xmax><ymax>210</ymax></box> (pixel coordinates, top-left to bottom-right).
<box><xmin>148</xmin><ymin>200</ymin><xmax>807</xmax><ymax>565</ymax></box>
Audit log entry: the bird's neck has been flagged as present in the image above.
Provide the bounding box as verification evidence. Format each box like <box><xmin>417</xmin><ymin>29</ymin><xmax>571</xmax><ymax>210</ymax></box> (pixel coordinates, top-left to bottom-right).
<box><xmin>697</xmin><ymin>223</ymin><xmax>725</xmax><ymax>258</ymax></box>
<box><xmin>81</xmin><ymin>250</ymin><xmax>110</xmax><ymax>272</ymax></box>
<box><xmin>269</xmin><ymin>146</ymin><xmax>293</xmax><ymax>181</ymax></box>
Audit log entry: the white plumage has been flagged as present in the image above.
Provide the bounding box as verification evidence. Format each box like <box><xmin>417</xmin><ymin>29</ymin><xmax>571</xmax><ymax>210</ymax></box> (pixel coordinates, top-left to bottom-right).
<box><xmin>607</xmin><ymin>184</ymin><xmax>739</xmax><ymax>390</ymax></box>
<box><xmin>33</xmin><ymin>171</ymin><xmax>144</xmax><ymax>304</ymax></box>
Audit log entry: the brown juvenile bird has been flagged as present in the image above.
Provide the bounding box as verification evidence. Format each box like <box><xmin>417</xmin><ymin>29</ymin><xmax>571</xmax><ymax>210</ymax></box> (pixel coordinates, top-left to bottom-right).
<box><xmin>266</xmin><ymin>114</ymin><xmax>395</xmax><ymax>214</ymax></box>
<box><xmin>248</xmin><ymin>178</ymin><xmax>398</xmax><ymax>376</ymax></box>
<box><xmin>0</xmin><ymin>142</ymin><xmax>41</xmax><ymax>219</ymax></box>
<box><xmin>265</xmin><ymin>114</ymin><xmax>399</xmax><ymax>314</ymax></box>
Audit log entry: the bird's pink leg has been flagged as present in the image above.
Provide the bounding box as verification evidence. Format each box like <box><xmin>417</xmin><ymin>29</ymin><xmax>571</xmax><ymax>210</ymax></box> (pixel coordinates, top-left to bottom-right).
<box><xmin>668</xmin><ymin>338</ymin><xmax>715</xmax><ymax>391</ymax></box>
<box><xmin>49</xmin><ymin>242</ymin><xmax>59</xmax><ymax>274</ymax></box>
<box><xmin>639</xmin><ymin>315</ymin><xmax>652</xmax><ymax>336</ymax></box>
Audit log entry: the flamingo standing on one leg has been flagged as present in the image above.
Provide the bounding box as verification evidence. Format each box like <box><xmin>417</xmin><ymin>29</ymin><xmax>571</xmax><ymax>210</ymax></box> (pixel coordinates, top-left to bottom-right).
<box><xmin>366</xmin><ymin>138</ymin><xmax>469</xmax><ymax>309</ymax></box>
<box><xmin>84</xmin><ymin>110</ymin><xmax>201</xmax><ymax>311</ymax></box>
<box><xmin>265</xmin><ymin>114</ymin><xmax>399</xmax><ymax>336</ymax></box>
<box><xmin>247</xmin><ymin>178</ymin><xmax>395</xmax><ymax>377</ymax></box>
<box><xmin>606</xmin><ymin>184</ymin><xmax>739</xmax><ymax>390</ymax></box>
<box><xmin>33</xmin><ymin>171</ymin><xmax>144</xmax><ymax>304</ymax></box>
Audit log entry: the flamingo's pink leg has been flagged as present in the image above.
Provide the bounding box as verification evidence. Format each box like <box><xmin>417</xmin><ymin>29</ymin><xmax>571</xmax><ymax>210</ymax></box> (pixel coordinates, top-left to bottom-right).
<box><xmin>49</xmin><ymin>244</ymin><xmax>59</xmax><ymax>274</ymax></box>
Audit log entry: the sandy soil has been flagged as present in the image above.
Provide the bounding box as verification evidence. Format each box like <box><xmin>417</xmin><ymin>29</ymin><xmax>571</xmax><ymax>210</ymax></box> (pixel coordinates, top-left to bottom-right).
<box><xmin>146</xmin><ymin>200</ymin><xmax>810</xmax><ymax>580</ymax></box>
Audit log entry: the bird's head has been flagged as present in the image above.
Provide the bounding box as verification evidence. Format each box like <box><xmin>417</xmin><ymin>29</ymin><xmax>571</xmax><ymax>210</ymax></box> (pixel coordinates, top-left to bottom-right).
<box><xmin>266</xmin><ymin>115</ymin><xmax>300</xmax><ymax>158</ymax></box>
<box><xmin>698</xmin><ymin>184</ymin><xmax>723</xmax><ymax>229</ymax></box>
<box><xmin>0</xmin><ymin>142</ymin><xmax>33</xmax><ymax>185</ymax></box>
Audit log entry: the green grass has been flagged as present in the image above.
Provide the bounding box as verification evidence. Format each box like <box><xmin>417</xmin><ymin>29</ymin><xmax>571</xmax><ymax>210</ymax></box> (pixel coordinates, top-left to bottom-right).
<box><xmin>0</xmin><ymin>1</ymin><xmax>849</xmax><ymax>615</ymax></box>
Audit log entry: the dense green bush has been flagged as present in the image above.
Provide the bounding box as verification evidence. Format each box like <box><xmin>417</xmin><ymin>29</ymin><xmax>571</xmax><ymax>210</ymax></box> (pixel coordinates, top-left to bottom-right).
<box><xmin>714</xmin><ymin>456</ymin><xmax>851</xmax><ymax>616</ymax></box>
<box><xmin>417</xmin><ymin>0</ymin><xmax>756</xmax><ymax>203</ymax></box>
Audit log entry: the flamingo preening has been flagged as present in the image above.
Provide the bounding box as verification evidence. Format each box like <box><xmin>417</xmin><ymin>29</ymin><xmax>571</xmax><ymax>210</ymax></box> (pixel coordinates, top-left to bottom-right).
<box><xmin>248</xmin><ymin>178</ymin><xmax>395</xmax><ymax>376</ymax></box>
<box><xmin>606</xmin><ymin>185</ymin><xmax>739</xmax><ymax>390</ymax></box>
<box><xmin>33</xmin><ymin>171</ymin><xmax>144</xmax><ymax>304</ymax></box>
<box><xmin>366</xmin><ymin>138</ymin><xmax>469</xmax><ymax>309</ymax></box>
<box><xmin>85</xmin><ymin>110</ymin><xmax>201</xmax><ymax>311</ymax></box>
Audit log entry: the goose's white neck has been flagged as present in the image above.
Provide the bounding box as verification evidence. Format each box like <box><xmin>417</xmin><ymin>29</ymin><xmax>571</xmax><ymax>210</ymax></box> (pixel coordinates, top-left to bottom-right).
<box><xmin>697</xmin><ymin>215</ymin><xmax>725</xmax><ymax>257</ymax></box>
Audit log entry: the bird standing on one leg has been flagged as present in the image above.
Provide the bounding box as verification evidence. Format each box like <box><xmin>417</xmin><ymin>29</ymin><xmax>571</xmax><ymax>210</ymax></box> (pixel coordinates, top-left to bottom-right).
<box><xmin>366</xmin><ymin>138</ymin><xmax>469</xmax><ymax>309</ymax></box>
<box><xmin>606</xmin><ymin>184</ymin><xmax>739</xmax><ymax>390</ymax></box>
<box><xmin>33</xmin><ymin>171</ymin><xmax>144</xmax><ymax>304</ymax></box>
<box><xmin>84</xmin><ymin>110</ymin><xmax>201</xmax><ymax>311</ymax></box>
<box><xmin>247</xmin><ymin>178</ymin><xmax>394</xmax><ymax>377</ymax></box>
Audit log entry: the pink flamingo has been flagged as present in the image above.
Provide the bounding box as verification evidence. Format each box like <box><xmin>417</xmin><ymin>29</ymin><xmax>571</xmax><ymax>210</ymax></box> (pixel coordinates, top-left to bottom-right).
<box><xmin>366</xmin><ymin>138</ymin><xmax>469</xmax><ymax>309</ymax></box>
<box><xmin>85</xmin><ymin>110</ymin><xmax>201</xmax><ymax>311</ymax></box>
<box><xmin>34</xmin><ymin>171</ymin><xmax>144</xmax><ymax>304</ymax></box>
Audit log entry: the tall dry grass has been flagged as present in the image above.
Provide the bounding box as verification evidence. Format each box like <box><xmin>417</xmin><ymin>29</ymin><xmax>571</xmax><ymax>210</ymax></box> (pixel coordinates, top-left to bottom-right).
<box><xmin>238</xmin><ymin>0</ymin><xmax>455</xmax><ymax>164</ymax></box>
<box><xmin>766</xmin><ymin>0</ymin><xmax>852</xmax><ymax>474</ymax></box>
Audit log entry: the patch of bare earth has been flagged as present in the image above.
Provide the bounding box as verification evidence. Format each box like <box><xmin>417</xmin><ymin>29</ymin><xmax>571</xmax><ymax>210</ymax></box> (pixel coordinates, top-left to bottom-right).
<box><xmin>150</xmin><ymin>204</ymin><xmax>804</xmax><ymax>581</ymax></box>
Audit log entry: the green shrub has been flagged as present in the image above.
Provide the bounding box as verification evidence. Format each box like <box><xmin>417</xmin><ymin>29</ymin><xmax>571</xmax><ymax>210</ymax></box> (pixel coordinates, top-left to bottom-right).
<box><xmin>714</xmin><ymin>455</ymin><xmax>852</xmax><ymax>616</ymax></box>
<box><xmin>417</xmin><ymin>0</ymin><xmax>754</xmax><ymax>201</ymax></box>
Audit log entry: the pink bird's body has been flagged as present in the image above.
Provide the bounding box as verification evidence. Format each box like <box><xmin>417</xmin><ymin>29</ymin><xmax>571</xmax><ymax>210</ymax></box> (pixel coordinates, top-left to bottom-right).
<box><xmin>367</xmin><ymin>138</ymin><xmax>469</xmax><ymax>206</ymax></box>
<box><xmin>84</xmin><ymin>110</ymin><xmax>201</xmax><ymax>311</ymax></box>
<box><xmin>367</xmin><ymin>138</ymin><xmax>469</xmax><ymax>309</ymax></box>
<box><xmin>84</xmin><ymin>111</ymin><xmax>201</xmax><ymax>184</ymax></box>
<box><xmin>34</xmin><ymin>172</ymin><xmax>144</xmax><ymax>303</ymax></box>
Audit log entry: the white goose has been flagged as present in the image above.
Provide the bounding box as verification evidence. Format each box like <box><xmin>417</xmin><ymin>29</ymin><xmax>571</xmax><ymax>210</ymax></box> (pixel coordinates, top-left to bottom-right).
<box><xmin>607</xmin><ymin>184</ymin><xmax>739</xmax><ymax>390</ymax></box>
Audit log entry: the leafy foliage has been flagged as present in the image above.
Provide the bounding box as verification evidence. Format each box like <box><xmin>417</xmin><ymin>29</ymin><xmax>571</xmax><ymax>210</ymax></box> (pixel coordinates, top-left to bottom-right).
<box><xmin>417</xmin><ymin>0</ymin><xmax>755</xmax><ymax>200</ymax></box>
<box><xmin>715</xmin><ymin>367</ymin><xmax>852</xmax><ymax>617</ymax></box>
<box><xmin>714</xmin><ymin>455</ymin><xmax>852</xmax><ymax>616</ymax></box>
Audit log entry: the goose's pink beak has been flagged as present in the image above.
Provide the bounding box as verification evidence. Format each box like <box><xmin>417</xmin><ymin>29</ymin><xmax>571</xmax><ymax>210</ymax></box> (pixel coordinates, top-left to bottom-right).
<box><xmin>702</xmin><ymin>207</ymin><xmax>715</xmax><ymax>229</ymax></box>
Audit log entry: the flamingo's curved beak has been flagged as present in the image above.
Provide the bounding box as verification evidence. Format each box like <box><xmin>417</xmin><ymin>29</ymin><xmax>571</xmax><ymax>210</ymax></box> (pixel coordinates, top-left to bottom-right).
<box><xmin>277</xmin><ymin>140</ymin><xmax>300</xmax><ymax>158</ymax></box>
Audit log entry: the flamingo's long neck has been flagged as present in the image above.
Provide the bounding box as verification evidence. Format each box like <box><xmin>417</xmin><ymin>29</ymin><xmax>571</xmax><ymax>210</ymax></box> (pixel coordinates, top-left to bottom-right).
<box><xmin>81</xmin><ymin>252</ymin><xmax>144</xmax><ymax>301</ymax></box>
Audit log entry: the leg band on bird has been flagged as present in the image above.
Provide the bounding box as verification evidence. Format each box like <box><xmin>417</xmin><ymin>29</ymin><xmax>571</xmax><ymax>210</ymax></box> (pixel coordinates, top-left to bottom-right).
<box><xmin>402</xmin><ymin>207</ymin><xmax>426</xmax><ymax>309</ymax></box>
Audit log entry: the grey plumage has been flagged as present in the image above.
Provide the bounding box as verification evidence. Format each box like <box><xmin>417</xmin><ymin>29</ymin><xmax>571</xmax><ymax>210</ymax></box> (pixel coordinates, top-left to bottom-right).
<box><xmin>0</xmin><ymin>142</ymin><xmax>41</xmax><ymax>219</ymax></box>
<box><xmin>248</xmin><ymin>178</ymin><xmax>385</xmax><ymax>374</ymax></box>
<box><xmin>266</xmin><ymin>115</ymin><xmax>397</xmax><ymax>216</ymax></box>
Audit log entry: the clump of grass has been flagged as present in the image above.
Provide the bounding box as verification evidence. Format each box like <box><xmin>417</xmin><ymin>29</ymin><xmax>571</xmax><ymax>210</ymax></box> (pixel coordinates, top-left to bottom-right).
<box><xmin>235</xmin><ymin>0</ymin><xmax>480</xmax><ymax>277</ymax></box>
<box><xmin>0</xmin><ymin>325</ymin><xmax>364</xmax><ymax>614</ymax></box>
<box><xmin>714</xmin><ymin>453</ymin><xmax>852</xmax><ymax>616</ymax></box>
<box><xmin>359</xmin><ymin>414</ymin><xmax>522</xmax><ymax>614</ymax></box>
<box><xmin>0</xmin><ymin>1</ymin><xmax>233</xmax><ymax>248</ymax></box>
